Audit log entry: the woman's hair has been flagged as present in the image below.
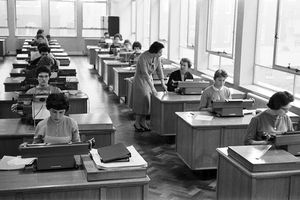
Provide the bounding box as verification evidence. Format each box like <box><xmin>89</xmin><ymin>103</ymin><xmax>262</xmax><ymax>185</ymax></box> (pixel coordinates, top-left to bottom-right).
<box><xmin>180</xmin><ymin>58</ymin><xmax>192</xmax><ymax>68</ymax></box>
<box><xmin>36</xmin><ymin>34</ymin><xmax>46</xmax><ymax>40</ymax></box>
<box><xmin>267</xmin><ymin>91</ymin><xmax>294</xmax><ymax>110</ymax></box>
<box><xmin>149</xmin><ymin>41</ymin><xmax>164</xmax><ymax>54</ymax></box>
<box><xmin>37</xmin><ymin>56</ymin><xmax>55</xmax><ymax>69</ymax></box>
<box><xmin>132</xmin><ymin>41</ymin><xmax>142</xmax><ymax>50</ymax></box>
<box><xmin>124</xmin><ymin>39</ymin><xmax>131</xmax><ymax>45</ymax></box>
<box><xmin>36</xmin><ymin>66</ymin><xmax>51</xmax><ymax>77</ymax></box>
<box><xmin>37</xmin><ymin>29</ymin><xmax>44</xmax><ymax>35</ymax></box>
<box><xmin>213</xmin><ymin>69</ymin><xmax>228</xmax><ymax>80</ymax></box>
<box><xmin>113</xmin><ymin>33</ymin><xmax>122</xmax><ymax>40</ymax></box>
<box><xmin>46</xmin><ymin>93</ymin><xmax>69</xmax><ymax>111</ymax></box>
<box><xmin>38</xmin><ymin>43</ymin><xmax>50</xmax><ymax>53</ymax></box>
<box><xmin>46</xmin><ymin>34</ymin><xmax>51</xmax><ymax>40</ymax></box>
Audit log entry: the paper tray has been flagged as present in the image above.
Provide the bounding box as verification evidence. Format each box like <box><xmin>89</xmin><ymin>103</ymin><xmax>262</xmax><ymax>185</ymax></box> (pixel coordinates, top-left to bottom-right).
<box><xmin>81</xmin><ymin>155</ymin><xmax>147</xmax><ymax>181</ymax></box>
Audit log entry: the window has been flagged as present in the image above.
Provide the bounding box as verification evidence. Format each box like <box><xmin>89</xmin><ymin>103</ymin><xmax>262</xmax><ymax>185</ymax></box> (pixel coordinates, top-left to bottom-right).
<box><xmin>82</xmin><ymin>0</ymin><xmax>107</xmax><ymax>37</ymax></box>
<box><xmin>159</xmin><ymin>0</ymin><xmax>169</xmax><ymax>57</ymax></box>
<box><xmin>0</xmin><ymin>0</ymin><xmax>8</xmax><ymax>36</ymax></box>
<box><xmin>50</xmin><ymin>0</ymin><xmax>76</xmax><ymax>37</ymax></box>
<box><xmin>15</xmin><ymin>0</ymin><xmax>41</xmax><ymax>36</ymax></box>
<box><xmin>179</xmin><ymin>0</ymin><xmax>196</xmax><ymax>67</ymax></box>
<box><xmin>254</xmin><ymin>0</ymin><xmax>300</xmax><ymax>99</ymax></box>
<box><xmin>143</xmin><ymin>0</ymin><xmax>150</xmax><ymax>49</ymax></box>
<box><xmin>206</xmin><ymin>0</ymin><xmax>236</xmax><ymax>76</ymax></box>
<box><xmin>131</xmin><ymin>0</ymin><xmax>136</xmax><ymax>40</ymax></box>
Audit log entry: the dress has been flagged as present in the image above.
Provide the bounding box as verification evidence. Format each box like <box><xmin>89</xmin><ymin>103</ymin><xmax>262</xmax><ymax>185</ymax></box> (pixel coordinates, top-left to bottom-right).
<box><xmin>33</xmin><ymin>116</ymin><xmax>80</xmax><ymax>144</ymax></box>
<box><xmin>132</xmin><ymin>51</ymin><xmax>164</xmax><ymax>115</ymax></box>
<box><xmin>199</xmin><ymin>85</ymin><xmax>231</xmax><ymax>109</ymax></box>
<box><xmin>244</xmin><ymin>110</ymin><xmax>293</xmax><ymax>144</ymax></box>
<box><xmin>166</xmin><ymin>70</ymin><xmax>193</xmax><ymax>92</ymax></box>
<box><xmin>26</xmin><ymin>85</ymin><xmax>62</xmax><ymax>95</ymax></box>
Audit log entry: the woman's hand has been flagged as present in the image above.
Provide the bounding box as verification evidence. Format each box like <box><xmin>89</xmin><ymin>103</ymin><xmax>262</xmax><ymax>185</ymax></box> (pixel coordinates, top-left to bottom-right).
<box><xmin>162</xmin><ymin>84</ymin><xmax>168</xmax><ymax>92</ymax></box>
<box><xmin>151</xmin><ymin>88</ymin><xmax>158</xmax><ymax>96</ymax></box>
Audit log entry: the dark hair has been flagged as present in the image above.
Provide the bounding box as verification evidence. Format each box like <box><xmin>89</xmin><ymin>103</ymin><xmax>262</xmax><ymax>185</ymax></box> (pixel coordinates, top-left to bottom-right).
<box><xmin>46</xmin><ymin>34</ymin><xmax>51</xmax><ymax>40</ymax></box>
<box><xmin>132</xmin><ymin>41</ymin><xmax>142</xmax><ymax>50</ymax></box>
<box><xmin>37</xmin><ymin>29</ymin><xmax>44</xmax><ymax>35</ymax></box>
<box><xmin>46</xmin><ymin>93</ymin><xmax>69</xmax><ymax>111</ymax></box>
<box><xmin>124</xmin><ymin>39</ymin><xmax>131</xmax><ymax>45</ymax></box>
<box><xmin>180</xmin><ymin>58</ymin><xmax>192</xmax><ymax>68</ymax></box>
<box><xmin>149</xmin><ymin>41</ymin><xmax>164</xmax><ymax>54</ymax></box>
<box><xmin>36</xmin><ymin>66</ymin><xmax>51</xmax><ymax>77</ymax></box>
<box><xmin>38</xmin><ymin>43</ymin><xmax>50</xmax><ymax>53</ymax></box>
<box><xmin>36</xmin><ymin>34</ymin><xmax>45</xmax><ymax>40</ymax></box>
<box><xmin>213</xmin><ymin>69</ymin><xmax>228</xmax><ymax>80</ymax></box>
<box><xmin>267</xmin><ymin>91</ymin><xmax>294</xmax><ymax>110</ymax></box>
<box><xmin>114</xmin><ymin>33</ymin><xmax>122</xmax><ymax>40</ymax></box>
<box><xmin>37</xmin><ymin>56</ymin><xmax>55</xmax><ymax>69</ymax></box>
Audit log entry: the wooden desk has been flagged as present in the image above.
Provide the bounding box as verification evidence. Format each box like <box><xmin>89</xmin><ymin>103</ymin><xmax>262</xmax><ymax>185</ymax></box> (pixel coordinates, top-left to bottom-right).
<box><xmin>0</xmin><ymin>169</ymin><xmax>149</xmax><ymax>200</ymax></box>
<box><xmin>49</xmin><ymin>44</ymin><xmax>61</xmax><ymax>49</ymax></box>
<box><xmin>4</xmin><ymin>77</ymin><xmax>78</xmax><ymax>92</ymax></box>
<box><xmin>113</xmin><ymin>67</ymin><xmax>135</xmax><ymax>99</ymax></box>
<box><xmin>0</xmin><ymin>38</ymin><xmax>5</xmax><ymax>59</ymax></box>
<box><xmin>86</xmin><ymin>45</ymin><xmax>100</xmax><ymax>67</ymax></box>
<box><xmin>151</xmin><ymin>92</ymin><xmax>201</xmax><ymax>136</ymax></box>
<box><xmin>12</xmin><ymin>60</ymin><xmax>29</xmax><ymax>68</ymax></box>
<box><xmin>175</xmin><ymin>111</ymin><xmax>254</xmax><ymax>170</ymax></box>
<box><xmin>10</xmin><ymin>66</ymin><xmax>77</xmax><ymax>77</ymax></box>
<box><xmin>0</xmin><ymin>91</ymin><xmax>88</xmax><ymax>118</ymax></box>
<box><xmin>103</xmin><ymin>60</ymin><xmax>130</xmax><ymax>87</ymax></box>
<box><xmin>216</xmin><ymin>147</ymin><xmax>300</xmax><ymax>200</ymax></box>
<box><xmin>16</xmin><ymin>54</ymin><xmax>29</xmax><ymax>60</ymax></box>
<box><xmin>53</xmin><ymin>52</ymin><xmax>68</xmax><ymax>57</ymax></box>
<box><xmin>0</xmin><ymin>113</ymin><xmax>115</xmax><ymax>157</ymax></box>
<box><xmin>97</xmin><ymin>54</ymin><xmax>116</xmax><ymax>76</ymax></box>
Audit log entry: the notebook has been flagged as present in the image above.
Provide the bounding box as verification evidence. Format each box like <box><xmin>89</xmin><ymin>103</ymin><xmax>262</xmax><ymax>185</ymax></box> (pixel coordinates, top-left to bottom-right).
<box><xmin>97</xmin><ymin>143</ymin><xmax>131</xmax><ymax>163</ymax></box>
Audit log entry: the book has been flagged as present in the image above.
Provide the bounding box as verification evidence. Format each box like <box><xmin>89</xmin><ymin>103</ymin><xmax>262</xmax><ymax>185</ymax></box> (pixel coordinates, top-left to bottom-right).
<box><xmin>97</xmin><ymin>143</ymin><xmax>131</xmax><ymax>163</ymax></box>
<box><xmin>90</xmin><ymin>145</ymin><xmax>147</xmax><ymax>169</ymax></box>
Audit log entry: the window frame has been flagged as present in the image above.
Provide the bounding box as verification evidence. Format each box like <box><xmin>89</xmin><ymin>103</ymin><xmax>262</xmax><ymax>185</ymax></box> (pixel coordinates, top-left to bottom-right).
<box><xmin>0</xmin><ymin>0</ymin><xmax>9</xmax><ymax>36</ymax></box>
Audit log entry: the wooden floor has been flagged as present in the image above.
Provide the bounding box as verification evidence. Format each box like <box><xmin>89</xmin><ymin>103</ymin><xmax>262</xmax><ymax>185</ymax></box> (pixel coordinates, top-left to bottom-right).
<box><xmin>0</xmin><ymin>56</ymin><xmax>216</xmax><ymax>200</ymax></box>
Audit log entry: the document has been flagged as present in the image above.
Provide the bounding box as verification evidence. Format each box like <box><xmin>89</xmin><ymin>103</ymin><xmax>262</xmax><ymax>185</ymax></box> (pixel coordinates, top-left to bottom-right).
<box><xmin>194</xmin><ymin>114</ymin><xmax>214</xmax><ymax>121</ymax></box>
<box><xmin>0</xmin><ymin>156</ymin><xmax>36</xmax><ymax>170</ymax></box>
<box><xmin>90</xmin><ymin>145</ymin><xmax>147</xmax><ymax>169</ymax></box>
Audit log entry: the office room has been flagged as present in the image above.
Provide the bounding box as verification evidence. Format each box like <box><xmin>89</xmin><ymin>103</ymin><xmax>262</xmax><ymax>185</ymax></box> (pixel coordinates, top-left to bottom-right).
<box><xmin>0</xmin><ymin>0</ymin><xmax>300</xmax><ymax>199</ymax></box>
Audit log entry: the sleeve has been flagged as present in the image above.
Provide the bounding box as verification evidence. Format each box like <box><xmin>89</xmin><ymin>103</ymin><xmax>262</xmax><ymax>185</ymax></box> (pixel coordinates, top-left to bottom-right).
<box><xmin>166</xmin><ymin>72</ymin><xmax>176</xmax><ymax>92</ymax></box>
<box><xmin>227</xmin><ymin>87</ymin><xmax>232</xmax><ymax>99</ymax></box>
<box><xmin>286</xmin><ymin>116</ymin><xmax>294</xmax><ymax>131</ymax></box>
<box><xmin>33</xmin><ymin>122</ymin><xmax>46</xmax><ymax>143</ymax></box>
<box><xmin>244</xmin><ymin>117</ymin><xmax>258</xmax><ymax>145</ymax></box>
<box><xmin>199</xmin><ymin>89</ymin><xmax>209</xmax><ymax>109</ymax></box>
<box><xmin>155</xmin><ymin>57</ymin><xmax>164</xmax><ymax>80</ymax></box>
<box><xmin>70</xmin><ymin>119</ymin><xmax>81</xmax><ymax>142</ymax></box>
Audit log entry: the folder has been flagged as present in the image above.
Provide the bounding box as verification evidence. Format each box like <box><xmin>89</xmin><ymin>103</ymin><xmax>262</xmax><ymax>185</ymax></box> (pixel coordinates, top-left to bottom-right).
<box><xmin>97</xmin><ymin>143</ymin><xmax>131</xmax><ymax>163</ymax></box>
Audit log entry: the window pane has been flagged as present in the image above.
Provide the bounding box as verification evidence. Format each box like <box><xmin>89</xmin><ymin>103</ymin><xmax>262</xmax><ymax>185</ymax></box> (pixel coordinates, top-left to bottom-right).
<box><xmin>0</xmin><ymin>0</ymin><xmax>8</xmax><ymax>36</ymax></box>
<box><xmin>187</xmin><ymin>0</ymin><xmax>196</xmax><ymax>47</ymax></box>
<box><xmin>159</xmin><ymin>0</ymin><xmax>169</xmax><ymax>41</ymax></box>
<box><xmin>180</xmin><ymin>48</ymin><xmax>194</xmax><ymax>69</ymax></box>
<box><xmin>131</xmin><ymin>1</ymin><xmax>136</xmax><ymax>34</ymax></box>
<box><xmin>82</xmin><ymin>2</ymin><xmax>107</xmax><ymax>37</ymax></box>
<box><xmin>254</xmin><ymin>65</ymin><xmax>294</xmax><ymax>93</ymax></box>
<box><xmin>209</xmin><ymin>54</ymin><xmax>234</xmax><ymax>76</ymax></box>
<box><xmin>207</xmin><ymin>0</ymin><xmax>236</xmax><ymax>55</ymax></box>
<box><xmin>180</xmin><ymin>0</ymin><xmax>188</xmax><ymax>47</ymax></box>
<box><xmin>15</xmin><ymin>0</ymin><xmax>41</xmax><ymax>36</ymax></box>
<box><xmin>255</xmin><ymin>0</ymin><xmax>277</xmax><ymax>68</ymax></box>
<box><xmin>143</xmin><ymin>0</ymin><xmax>150</xmax><ymax>49</ymax></box>
<box><xmin>276</xmin><ymin>0</ymin><xmax>300</xmax><ymax>68</ymax></box>
<box><xmin>50</xmin><ymin>0</ymin><xmax>76</xmax><ymax>37</ymax></box>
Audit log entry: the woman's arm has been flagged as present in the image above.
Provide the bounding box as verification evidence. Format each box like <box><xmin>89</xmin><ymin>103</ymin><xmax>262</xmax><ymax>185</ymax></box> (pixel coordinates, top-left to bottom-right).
<box><xmin>155</xmin><ymin>58</ymin><xmax>167</xmax><ymax>91</ymax></box>
<box><xmin>71</xmin><ymin>119</ymin><xmax>81</xmax><ymax>142</ymax></box>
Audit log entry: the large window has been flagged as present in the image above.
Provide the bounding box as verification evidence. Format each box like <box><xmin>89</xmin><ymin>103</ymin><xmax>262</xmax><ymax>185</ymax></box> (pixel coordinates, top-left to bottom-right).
<box><xmin>50</xmin><ymin>0</ymin><xmax>76</xmax><ymax>37</ymax></box>
<box><xmin>255</xmin><ymin>0</ymin><xmax>300</xmax><ymax>99</ymax></box>
<box><xmin>0</xmin><ymin>0</ymin><xmax>8</xmax><ymax>36</ymax></box>
<box><xmin>15</xmin><ymin>0</ymin><xmax>41</xmax><ymax>36</ymax></box>
<box><xmin>206</xmin><ymin>0</ymin><xmax>236</xmax><ymax>76</ymax></box>
<box><xmin>179</xmin><ymin>0</ymin><xmax>196</xmax><ymax>67</ymax></box>
<box><xmin>131</xmin><ymin>0</ymin><xmax>136</xmax><ymax>40</ymax></box>
<box><xmin>143</xmin><ymin>0</ymin><xmax>150</xmax><ymax>49</ymax></box>
<box><xmin>82</xmin><ymin>0</ymin><xmax>107</xmax><ymax>37</ymax></box>
<box><xmin>159</xmin><ymin>0</ymin><xmax>169</xmax><ymax>57</ymax></box>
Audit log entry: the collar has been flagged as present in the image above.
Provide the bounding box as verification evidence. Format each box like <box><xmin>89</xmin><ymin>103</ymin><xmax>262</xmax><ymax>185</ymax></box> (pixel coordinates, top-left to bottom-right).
<box><xmin>212</xmin><ymin>85</ymin><xmax>223</xmax><ymax>91</ymax></box>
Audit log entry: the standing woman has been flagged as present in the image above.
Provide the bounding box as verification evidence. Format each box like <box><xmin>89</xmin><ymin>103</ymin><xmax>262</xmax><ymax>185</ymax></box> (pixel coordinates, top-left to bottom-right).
<box><xmin>133</xmin><ymin>41</ymin><xmax>167</xmax><ymax>132</ymax></box>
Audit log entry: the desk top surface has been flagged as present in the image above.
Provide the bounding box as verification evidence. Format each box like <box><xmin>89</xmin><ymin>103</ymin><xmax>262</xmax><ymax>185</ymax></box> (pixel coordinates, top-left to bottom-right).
<box><xmin>0</xmin><ymin>168</ymin><xmax>149</xmax><ymax>193</ymax></box>
<box><xmin>153</xmin><ymin>91</ymin><xmax>201</xmax><ymax>102</ymax></box>
<box><xmin>98</xmin><ymin>54</ymin><xmax>116</xmax><ymax>59</ymax></box>
<box><xmin>4</xmin><ymin>77</ymin><xmax>78</xmax><ymax>83</ymax></box>
<box><xmin>175</xmin><ymin>111</ymin><xmax>254</xmax><ymax>127</ymax></box>
<box><xmin>113</xmin><ymin>67</ymin><xmax>136</xmax><ymax>73</ymax></box>
<box><xmin>0</xmin><ymin>113</ymin><xmax>113</xmax><ymax>137</ymax></box>
<box><xmin>103</xmin><ymin>60</ymin><xmax>130</xmax><ymax>66</ymax></box>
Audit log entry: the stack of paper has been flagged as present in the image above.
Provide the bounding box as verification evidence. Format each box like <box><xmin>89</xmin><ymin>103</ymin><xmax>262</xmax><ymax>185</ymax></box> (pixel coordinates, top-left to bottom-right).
<box><xmin>90</xmin><ymin>145</ymin><xmax>147</xmax><ymax>169</ymax></box>
<box><xmin>0</xmin><ymin>156</ymin><xmax>36</xmax><ymax>170</ymax></box>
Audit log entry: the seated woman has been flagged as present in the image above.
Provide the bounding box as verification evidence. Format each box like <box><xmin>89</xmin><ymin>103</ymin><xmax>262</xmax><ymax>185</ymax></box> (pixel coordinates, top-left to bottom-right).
<box><xmin>33</xmin><ymin>93</ymin><xmax>81</xmax><ymax>144</ymax></box>
<box><xmin>128</xmin><ymin>41</ymin><xmax>142</xmax><ymax>65</ymax></box>
<box><xmin>166</xmin><ymin>58</ymin><xmax>193</xmax><ymax>92</ymax></box>
<box><xmin>30</xmin><ymin>43</ymin><xmax>59</xmax><ymax>69</ymax></box>
<box><xmin>199</xmin><ymin>69</ymin><xmax>231</xmax><ymax>111</ymax></box>
<box><xmin>120</xmin><ymin>39</ymin><xmax>132</xmax><ymax>52</ymax></box>
<box><xmin>109</xmin><ymin>33</ymin><xmax>122</xmax><ymax>54</ymax></box>
<box><xmin>244</xmin><ymin>91</ymin><xmax>294</xmax><ymax>145</ymax></box>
